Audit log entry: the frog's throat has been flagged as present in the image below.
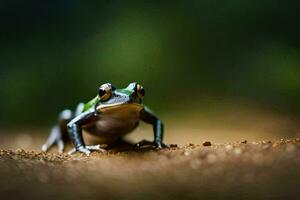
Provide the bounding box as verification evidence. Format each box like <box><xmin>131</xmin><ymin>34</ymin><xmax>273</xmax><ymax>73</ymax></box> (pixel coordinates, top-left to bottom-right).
<box><xmin>96</xmin><ymin>102</ymin><xmax>143</xmax><ymax>113</ymax></box>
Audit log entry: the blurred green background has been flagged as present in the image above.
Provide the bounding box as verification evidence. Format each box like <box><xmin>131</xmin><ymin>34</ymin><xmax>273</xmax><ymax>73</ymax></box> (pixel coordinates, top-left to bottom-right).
<box><xmin>0</xmin><ymin>0</ymin><xmax>299</xmax><ymax>126</ymax></box>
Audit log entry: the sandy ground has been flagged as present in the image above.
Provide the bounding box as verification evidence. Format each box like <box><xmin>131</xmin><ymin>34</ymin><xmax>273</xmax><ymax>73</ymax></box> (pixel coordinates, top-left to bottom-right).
<box><xmin>0</xmin><ymin>135</ymin><xmax>300</xmax><ymax>200</ymax></box>
<box><xmin>1</xmin><ymin>104</ymin><xmax>300</xmax><ymax>200</ymax></box>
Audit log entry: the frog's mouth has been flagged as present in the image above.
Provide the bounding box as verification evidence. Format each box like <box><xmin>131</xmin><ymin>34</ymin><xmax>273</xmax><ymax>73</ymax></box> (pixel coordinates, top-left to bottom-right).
<box><xmin>96</xmin><ymin>102</ymin><xmax>143</xmax><ymax>113</ymax></box>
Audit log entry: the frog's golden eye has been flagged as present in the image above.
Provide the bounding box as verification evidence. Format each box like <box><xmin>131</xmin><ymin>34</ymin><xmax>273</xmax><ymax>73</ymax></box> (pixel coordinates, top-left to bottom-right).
<box><xmin>136</xmin><ymin>84</ymin><xmax>145</xmax><ymax>98</ymax></box>
<box><xmin>98</xmin><ymin>83</ymin><xmax>112</xmax><ymax>101</ymax></box>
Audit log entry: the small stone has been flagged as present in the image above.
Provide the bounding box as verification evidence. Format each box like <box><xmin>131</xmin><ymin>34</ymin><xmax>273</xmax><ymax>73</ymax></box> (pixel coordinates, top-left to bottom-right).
<box><xmin>241</xmin><ymin>140</ymin><xmax>247</xmax><ymax>144</ymax></box>
<box><xmin>203</xmin><ymin>141</ymin><xmax>211</xmax><ymax>146</ymax></box>
<box><xmin>262</xmin><ymin>140</ymin><xmax>272</xmax><ymax>144</ymax></box>
<box><xmin>170</xmin><ymin>144</ymin><xmax>178</xmax><ymax>148</ymax></box>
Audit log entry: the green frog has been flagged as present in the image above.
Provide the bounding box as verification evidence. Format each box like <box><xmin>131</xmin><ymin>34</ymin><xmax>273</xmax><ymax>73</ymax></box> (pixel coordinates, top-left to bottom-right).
<box><xmin>42</xmin><ymin>82</ymin><xmax>167</xmax><ymax>155</ymax></box>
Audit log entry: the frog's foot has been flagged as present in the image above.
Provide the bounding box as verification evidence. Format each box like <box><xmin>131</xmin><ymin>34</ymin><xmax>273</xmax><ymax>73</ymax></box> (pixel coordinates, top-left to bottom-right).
<box><xmin>135</xmin><ymin>140</ymin><xmax>169</xmax><ymax>149</ymax></box>
<box><xmin>68</xmin><ymin>145</ymin><xmax>106</xmax><ymax>156</ymax></box>
<box><xmin>42</xmin><ymin>139</ymin><xmax>65</xmax><ymax>153</ymax></box>
<box><xmin>42</xmin><ymin>125</ymin><xmax>66</xmax><ymax>153</ymax></box>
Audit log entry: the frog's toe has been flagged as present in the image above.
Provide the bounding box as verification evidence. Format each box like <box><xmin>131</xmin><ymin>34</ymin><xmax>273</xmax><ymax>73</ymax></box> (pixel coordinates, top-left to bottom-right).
<box><xmin>68</xmin><ymin>145</ymin><xmax>106</xmax><ymax>156</ymax></box>
<box><xmin>78</xmin><ymin>147</ymin><xmax>91</xmax><ymax>155</ymax></box>
<box><xmin>86</xmin><ymin>144</ymin><xmax>106</xmax><ymax>152</ymax></box>
<box><xmin>57</xmin><ymin>140</ymin><xmax>65</xmax><ymax>153</ymax></box>
<box><xmin>154</xmin><ymin>142</ymin><xmax>169</xmax><ymax>149</ymax></box>
<box><xmin>135</xmin><ymin>140</ymin><xmax>153</xmax><ymax>148</ymax></box>
<box><xmin>41</xmin><ymin>144</ymin><xmax>49</xmax><ymax>152</ymax></box>
<box><xmin>41</xmin><ymin>139</ymin><xmax>65</xmax><ymax>153</ymax></box>
<box><xmin>68</xmin><ymin>147</ymin><xmax>91</xmax><ymax>156</ymax></box>
<box><xmin>42</xmin><ymin>141</ymin><xmax>53</xmax><ymax>152</ymax></box>
<box><xmin>68</xmin><ymin>148</ymin><xmax>77</xmax><ymax>155</ymax></box>
<box><xmin>135</xmin><ymin>140</ymin><xmax>169</xmax><ymax>149</ymax></box>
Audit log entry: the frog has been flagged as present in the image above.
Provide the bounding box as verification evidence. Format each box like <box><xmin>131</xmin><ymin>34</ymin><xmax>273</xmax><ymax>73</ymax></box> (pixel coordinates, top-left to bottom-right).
<box><xmin>42</xmin><ymin>82</ymin><xmax>167</xmax><ymax>155</ymax></box>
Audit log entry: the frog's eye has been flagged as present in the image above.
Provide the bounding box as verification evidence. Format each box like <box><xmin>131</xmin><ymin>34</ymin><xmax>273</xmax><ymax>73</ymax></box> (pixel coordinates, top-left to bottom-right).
<box><xmin>98</xmin><ymin>83</ymin><xmax>112</xmax><ymax>101</ymax></box>
<box><xmin>136</xmin><ymin>84</ymin><xmax>145</xmax><ymax>98</ymax></box>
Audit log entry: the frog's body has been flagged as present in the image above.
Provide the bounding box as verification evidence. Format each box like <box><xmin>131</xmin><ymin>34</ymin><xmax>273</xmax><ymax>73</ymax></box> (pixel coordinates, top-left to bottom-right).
<box><xmin>42</xmin><ymin>82</ymin><xmax>166</xmax><ymax>155</ymax></box>
<box><xmin>83</xmin><ymin>104</ymin><xmax>142</xmax><ymax>142</ymax></box>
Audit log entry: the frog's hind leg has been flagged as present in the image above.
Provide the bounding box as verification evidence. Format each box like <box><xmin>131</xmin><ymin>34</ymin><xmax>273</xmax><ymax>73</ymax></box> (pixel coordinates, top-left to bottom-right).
<box><xmin>42</xmin><ymin>109</ymin><xmax>74</xmax><ymax>153</ymax></box>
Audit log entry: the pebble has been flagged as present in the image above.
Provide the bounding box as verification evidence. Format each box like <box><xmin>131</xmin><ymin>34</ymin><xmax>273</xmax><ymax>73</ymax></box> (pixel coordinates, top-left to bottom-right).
<box><xmin>203</xmin><ymin>141</ymin><xmax>211</xmax><ymax>146</ymax></box>
<box><xmin>262</xmin><ymin>141</ymin><xmax>272</xmax><ymax>144</ymax></box>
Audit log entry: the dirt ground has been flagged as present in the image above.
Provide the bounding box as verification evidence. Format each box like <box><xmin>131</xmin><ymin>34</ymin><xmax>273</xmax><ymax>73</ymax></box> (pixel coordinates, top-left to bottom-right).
<box><xmin>0</xmin><ymin>135</ymin><xmax>300</xmax><ymax>200</ymax></box>
<box><xmin>1</xmin><ymin>104</ymin><xmax>300</xmax><ymax>200</ymax></box>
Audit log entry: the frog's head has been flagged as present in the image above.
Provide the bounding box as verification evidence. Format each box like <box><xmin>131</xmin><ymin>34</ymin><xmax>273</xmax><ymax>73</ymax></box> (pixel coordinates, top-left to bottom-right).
<box><xmin>96</xmin><ymin>82</ymin><xmax>145</xmax><ymax>112</ymax></box>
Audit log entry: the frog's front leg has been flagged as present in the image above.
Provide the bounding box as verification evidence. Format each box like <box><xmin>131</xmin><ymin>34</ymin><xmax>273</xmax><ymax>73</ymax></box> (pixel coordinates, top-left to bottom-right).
<box><xmin>67</xmin><ymin>109</ymin><xmax>105</xmax><ymax>155</ymax></box>
<box><xmin>136</xmin><ymin>106</ymin><xmax>168</xmax><ymax>149</ymax></box>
